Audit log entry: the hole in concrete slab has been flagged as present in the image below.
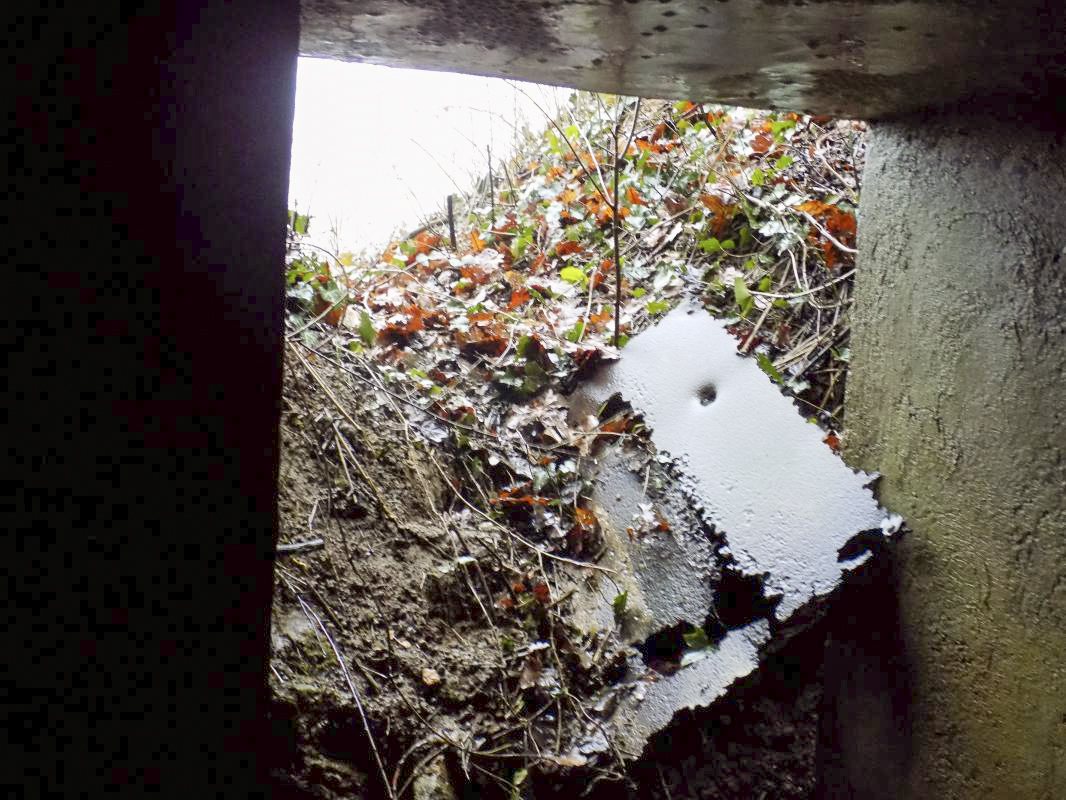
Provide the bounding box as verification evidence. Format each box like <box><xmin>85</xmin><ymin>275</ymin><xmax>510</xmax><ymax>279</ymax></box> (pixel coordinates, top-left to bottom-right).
<box><xmin>654</xmin><ymin>24</ymin><xmax>668</xmax><ymax>32</ymax></box>
<box><xmin>836</xmin><ymin>527</ymin><xmax>890</xmax><ymax>562</ymax></box>
<box><xmin>714</xmin><ymin>568</ymin><xmax>779</xmax><ymax>628</ymax></box>
<box><xmin>663</xmin><ymin>10</ymin><xmax>677</xmax><ymax>16</ymax></box>
<box><xmin>697</xmin><ymin>384</ymin><xmax>717</xmax><ymax>406</ymax></box>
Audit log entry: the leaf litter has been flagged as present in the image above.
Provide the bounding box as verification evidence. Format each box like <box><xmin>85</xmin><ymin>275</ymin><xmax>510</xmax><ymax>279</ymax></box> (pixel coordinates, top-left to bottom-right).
<box><xmin>271</xmin><ymin>94</ymin><xmax>881</xmax><ymax>799</ymax></box>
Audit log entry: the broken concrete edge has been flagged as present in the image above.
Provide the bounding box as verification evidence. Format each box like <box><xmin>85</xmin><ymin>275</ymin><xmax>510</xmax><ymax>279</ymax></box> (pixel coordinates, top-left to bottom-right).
<box><xmin>557</xmin><ymin>304</ymin><xmax>904</xmax><ymax>761</ymax></box>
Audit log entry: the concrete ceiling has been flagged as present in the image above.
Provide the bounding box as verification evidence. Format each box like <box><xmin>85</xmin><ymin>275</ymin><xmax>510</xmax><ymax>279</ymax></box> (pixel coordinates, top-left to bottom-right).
<box><xmin>299</xmin><ymin>0</ymin><xmax>1065</xmax><ymax>119</ymax></box>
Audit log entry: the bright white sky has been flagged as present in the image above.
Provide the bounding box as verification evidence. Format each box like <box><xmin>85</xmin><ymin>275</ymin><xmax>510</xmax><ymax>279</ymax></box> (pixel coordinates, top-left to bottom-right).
<box><xmin>288</xmin><ymin>59</ymin><xmax>571</xmax><ymax>256</ymax></box>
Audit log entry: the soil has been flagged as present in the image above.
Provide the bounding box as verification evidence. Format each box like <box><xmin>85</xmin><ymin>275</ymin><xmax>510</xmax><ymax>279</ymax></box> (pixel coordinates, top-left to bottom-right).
<box><xmin>265</xmin><ymin>346</ymin><xmax>827</xmax><ymax>800</ymax></box>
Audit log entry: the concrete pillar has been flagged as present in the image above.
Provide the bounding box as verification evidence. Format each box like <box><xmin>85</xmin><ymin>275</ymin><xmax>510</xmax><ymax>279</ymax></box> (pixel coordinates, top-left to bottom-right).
<box><xmin>4</xmin><ymin>3</ymin><xmax>298</xmax><ymax>792</ymax></box>
<box><xmin>822</xmin><ymin>110</ymin><xmax>1066</xmax><ymax>798</ymax></box>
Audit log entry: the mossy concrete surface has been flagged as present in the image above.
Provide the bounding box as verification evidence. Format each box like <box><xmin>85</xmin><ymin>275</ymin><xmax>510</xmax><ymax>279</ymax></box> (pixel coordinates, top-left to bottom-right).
<box><xmin>839</xmin><ymin>111</ymin><xmax>1066</xmax><ymax>799</ymax></box>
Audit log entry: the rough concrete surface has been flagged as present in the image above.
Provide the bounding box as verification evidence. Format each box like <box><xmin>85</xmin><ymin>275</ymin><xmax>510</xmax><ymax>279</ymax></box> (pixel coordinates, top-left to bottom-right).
<box><xmin>300</xmin><ymin>0</ymin><xmax>1066</xmax><ymax>118</ymax></box>
<box><xmin>839</xmin><ymin>111</ymin><xmax>1066</xmax><ymax>799</ymax></box>
<box><xmin>565</xmin><ymin>306</ymin><xmax>900</xmax><ymax>758</ymax></box>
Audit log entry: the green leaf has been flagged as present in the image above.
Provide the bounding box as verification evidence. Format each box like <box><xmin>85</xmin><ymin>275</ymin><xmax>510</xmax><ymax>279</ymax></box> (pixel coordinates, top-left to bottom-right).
<box><xmin>774</xmin><ymin>154</ymin><xmax>794</xmax><ymax>171</ymax></box>
<box><xmin>755</xmin><ymin>352</ymin><xmax>783</xmax><ymax>384</ymax></box>
<box><xmin>682</xmin><ymin>627</ymin><xmax>711</xmax><ymax>650</ymax></box>
<box><xmin>720</xmin><ymin>239</ymin><xmax>735</xmax><ymax>250</ymax></box>
<box><xmin>631</xmin><ymin>287</ymin><xmax>647</xmax><ymax>298</ymax></box>
<box><xmin>615</xmin><ymin>334</ymin><xmax>630</xmax><ymax>348</ymax></box>
<box><xmin>564</xmin><ymin>124</ymin><xmax>580</xmax><ymax>140</ymax></box>
<box><xmin>516</xmin><ymin>335</ymin><xmax>532</xmax><ymax>358</ymax></box>
<box><xmin>288</xmin><ymin>210</ymin><xmax>310</xmax><ymax>235</ymax></box>
<box><xmin>358</xmin><ymin>312</ymin><xmax>376</xmax><ymax>346</ymax></box>
<box><xmin>513</xmin><ymin>768</ymin><xmax>528</xmax><ymax>787</ymax></box>
<box><xmin>733</xmin><ymin>276</ymin><xmax>753</xmax><ymax>316</ymax></box>
<box><xmin>770</xmin><ymin>118</ymin><xmax>797</xmax><ymax>136</ymax></box>
<box><xmin>560</xmin><ymin>266</ymin><xmax>585</xmax><ymax>284</ymax></box>
<box><xmin>758</xmin><ymin>276</ymin><xmax>772</xmax><ymax>292</ymax></box>
<box><xmin>522</xmin><ymin>361</ymin><xmax>550</xmax><ymax>394</ymax></box>
<box><xmin>565</xmin><ymin>320</ymin><xmax>585</xmax><ymax>342</ymax></box>
<box><xmin>646</xmin><ymin>300</ymin><xmax>670</xmax><ymax>315</ymax></box>
<box><xmin>612</xmin><ymin>591</ymin><xmax>628</xmax><ymax>620</ymax></box>
<box><xmin>751</xmin><ymin>168</ymin><xmax>765</xmax><ymax>187</ymax></box>
<box><xmin>699</xmin><ymin>237</ymin><xmax>722</xmax><ymax>253</ymax></box>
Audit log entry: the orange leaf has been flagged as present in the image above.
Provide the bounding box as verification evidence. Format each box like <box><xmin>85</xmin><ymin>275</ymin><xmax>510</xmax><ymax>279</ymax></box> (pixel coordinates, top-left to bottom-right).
<box><xmin>598</xmin><ymin>416</ymin><xmax>629</xmax><ymax>435</ymax></box>
<box><xmin>676</xmin><ymin>101</ymin><xmax>696</xmax><ymax>114</ymax></box>
<box><xmin>626</xmin><ymin>186</ymin><xmax>645</xmax><ymax>206</ymax></box>
<box><xmin>469</xmin><ymin>230</ymin><xmax>485</xmax><ymax>254</ymax></box>
<box><xmin>793</xmin><ymin>200</ymin><xmax>834</xmax><ymax>216</ymax></box>
<box><xmin>700</xmin><ymin>193</ymin><xmax>736</xmax><ymax>236</ymax></box>
<box><xmin>751</xmin><ymin>132</ymin><xmax>774</xmax><ymax>155</ymax></box>
<box><xmin>555</xmin><ymin>240</ymin><xmax>583</xmax><ymax>257</ymax></box>
<box><xmin>575</xmin><ymin>507</ymin><xmax>597</xmax><ymax>529</ymax></box>
<box><xmin>507</xmin><ymin>288</ymin><xmax>531</xmax><ymax>310</ymax></box>
<box><xmin>824</xmin><ymin>432</ymin><xmax>841</xmax><ymax>453</ymax></box>
<box><xmin>456</xmin><ymin>321</ymin><xmax>507</xmax><ymax>356</ymax></box>
<box><xmin>587</xmin><ymin>308</ymin><xmax>611</xmax><ymax>328</ymax></box>
<box><xmin>459</xmin><ymin>264</ymin><xmax>491</xmax><ymax>285</ymax></box>
<box><xmin>377</xmin><ymin>305</ymin><xmax>425</xmax><ymax>343</ymax></box>
<box><xmin>413</xmin><ymin>230</ymin><xmax>440</xmax><ymax>252</ymax></box>
<box><xmin>559</xmin><ymin>187</ymin><xmax>578</xmax><ymax>204</ymax></box>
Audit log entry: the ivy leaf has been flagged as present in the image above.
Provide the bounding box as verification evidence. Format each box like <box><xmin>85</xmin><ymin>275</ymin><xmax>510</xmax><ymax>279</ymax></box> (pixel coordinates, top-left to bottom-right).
<box><xmin>358</xmin><ymin>312</ymin><xmax>376</xmax><ymax>347</ymax></box>
<box><xmin>755</xmin><ymin>352</ymin><xmax>783</xmax><ymax>384</ymax></box>
<box><xmin>682</xmin><ymin>627</ymin><xmax>711</xmax><ymax>650</ymax></box>
<box><xmin>646</xmin><ymin>299</ymin><xmax>670</xmax><ymax>315</ymax></box>
<box><xmin>734</xmin><ymin>276</ymin><xmax>753</xmax><ymax>316</ymax></box>
<box><xmin>560</xmin><ymin>266</ymin><xmax>585</xmax><ymax>284</ymax></box>
<box><xmin>288</xmin><ymin>210</ymin><xmax>310</xmax><ymax>235</ymax></box>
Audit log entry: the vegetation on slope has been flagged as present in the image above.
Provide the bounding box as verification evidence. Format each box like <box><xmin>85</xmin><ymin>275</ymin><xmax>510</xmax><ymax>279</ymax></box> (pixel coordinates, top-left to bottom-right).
<box><xmin>273</xmin><ymin>92</ymin><xmax>864</xmax><ymax>799</ymax></box>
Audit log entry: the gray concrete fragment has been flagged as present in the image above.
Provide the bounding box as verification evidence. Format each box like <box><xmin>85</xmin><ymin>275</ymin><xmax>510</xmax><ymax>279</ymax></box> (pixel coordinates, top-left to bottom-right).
<box><xmin>574</xmin><ymin>305</ymin><xmax>901</xmax><ymax>621</ymax></box>
<box><xmin>613</xmin><ymin>620</ymin><xmax>771</xmax><ymax>757</ymax></box>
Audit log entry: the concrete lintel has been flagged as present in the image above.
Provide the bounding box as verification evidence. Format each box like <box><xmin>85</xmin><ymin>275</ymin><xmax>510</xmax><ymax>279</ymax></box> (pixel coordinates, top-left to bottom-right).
<box><xmin>300</xmin><ymin>0</ymin><xmax>1066</xmax><ymax>118</ymax></box>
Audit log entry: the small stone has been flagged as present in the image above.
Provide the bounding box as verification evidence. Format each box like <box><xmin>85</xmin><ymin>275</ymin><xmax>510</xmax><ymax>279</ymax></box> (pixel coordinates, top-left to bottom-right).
<box><xmin>421</xmin><ymin>667</ymin><xmax>442</xmax><ymax>687</ymax></box>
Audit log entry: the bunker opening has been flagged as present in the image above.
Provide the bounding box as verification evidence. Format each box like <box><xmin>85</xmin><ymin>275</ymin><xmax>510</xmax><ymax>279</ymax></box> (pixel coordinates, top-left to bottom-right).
<box><xmin>270</xmin><ymin>50</ymin><xmax>898</xmax><ymax>800</ymax></box>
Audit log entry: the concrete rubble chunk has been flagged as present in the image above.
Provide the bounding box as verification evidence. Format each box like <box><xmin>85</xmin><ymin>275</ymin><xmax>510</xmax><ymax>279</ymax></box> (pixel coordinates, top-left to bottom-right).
<box><xmin>568</xmin><ymin>304</ymin><xmax>902</xmax><ymax>753</ymax></box>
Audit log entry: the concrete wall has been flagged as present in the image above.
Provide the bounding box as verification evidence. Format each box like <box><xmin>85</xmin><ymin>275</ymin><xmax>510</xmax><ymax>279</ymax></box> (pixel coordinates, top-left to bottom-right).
<box><xmin>5</xmin><ymin>3</ymin><xmax>299</xmax><ymax>792</ymax></box>
<box><xmin>830</xmin><ymin>109</ymin><xmax>1066</xmax><ymax>799</ymax></box>
<box><xmin>7</xmin><ymin>3</ymin><xmax>1065</xmax><ymax>797</ymax></box>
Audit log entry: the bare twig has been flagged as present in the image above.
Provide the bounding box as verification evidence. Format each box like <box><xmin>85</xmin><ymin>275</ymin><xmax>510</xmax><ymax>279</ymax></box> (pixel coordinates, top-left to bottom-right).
<box><xmin>297</xmin><ymin>597</ymin><xmax>395</xmax><ymax>800</ymax></box>
<box><xmin>276</xmin><ymin>538</ymin><xmax>325</xmax><ymax>555</ymax></box>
